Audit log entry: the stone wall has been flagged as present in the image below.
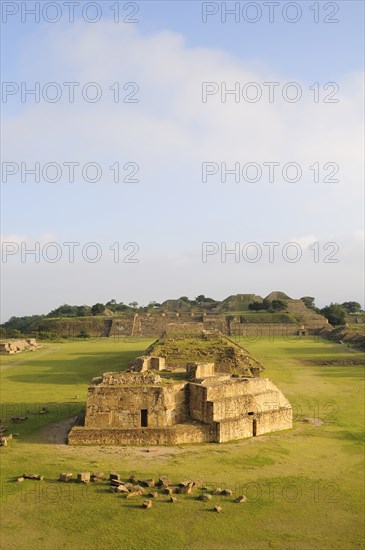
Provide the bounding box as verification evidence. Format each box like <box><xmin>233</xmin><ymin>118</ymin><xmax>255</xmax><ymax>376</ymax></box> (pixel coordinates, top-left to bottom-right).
<box><xmin>187</xmin><ymin>377</ymin><xmax>292</xmax><ymax>442</ymax></box>
<box><xmin>188</xmin><ymin>384</ymin><xmax>209</xmax><ymax>423</ymax></box>
<box><xmin>216</xmin><ymin>418</ymin><xmax>253</xmax><ymax>442</ymax></box>
<box><xmin>85</xmin><ymin>379</ymin><xmax>188</xmax><ymax>429</ymax></box>
<box><xmin>129</xmin><ymin>355</ymin><xmax>166</xmax><ymax>372</ymax></box>
<box><xmin>216</xmin><ymin>408</ymin><xmax>292</xmax><ymax>442</ymax></box>
<box><xmin>186</xmin><ymin>362</ymin><xmax>215</xmax><ymax>379</ymax></box>
<box><xmin>69</xmin><ymin>422</ymin><xmax>216</xmax><ymax>446</ymax></box>
<box><xmin>165</xmin><ymin>322</ymin><xmax>204</xmax><ymax>337</ymax></box>
<box><xmin>229</xmin><ymin>323</ymin><xmax>307</xmax><ymax>337</ymax></box>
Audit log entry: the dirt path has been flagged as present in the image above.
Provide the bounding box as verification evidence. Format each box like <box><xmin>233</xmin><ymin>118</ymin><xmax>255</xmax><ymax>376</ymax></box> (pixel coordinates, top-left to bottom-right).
<box><xmin>39</xmin><ymin>416</ymin><xmax>78</xmax><ymax>444</ymax></box>
<box><xmin>0</xmin><ymin>345</ymin><xmax>61</xmax><ymax>371</ymax></box>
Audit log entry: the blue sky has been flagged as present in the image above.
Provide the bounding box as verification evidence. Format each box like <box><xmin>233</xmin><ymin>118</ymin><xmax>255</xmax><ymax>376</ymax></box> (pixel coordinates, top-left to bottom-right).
<box><xmin>1</xmin><ymin>1</ymin><xmax>364</xmax><ymax>319</ymax></box>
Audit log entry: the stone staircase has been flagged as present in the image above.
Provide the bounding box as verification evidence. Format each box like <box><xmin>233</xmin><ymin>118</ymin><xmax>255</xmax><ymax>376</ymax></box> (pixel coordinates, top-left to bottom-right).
<box><xmin>102</xmin><ymin>319</ymin><xmax>113</xmax><ymax>337</ymax></box>
<box><xmin>286</xmin><ymin>300</ymin><xmax>328</xmax><ymax>328</ymax></box>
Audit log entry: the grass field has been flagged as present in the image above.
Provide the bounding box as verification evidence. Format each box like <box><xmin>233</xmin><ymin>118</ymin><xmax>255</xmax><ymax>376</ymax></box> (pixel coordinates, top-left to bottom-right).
<box><xmin>0</xmin><ymin>336</ymin><xmax>364</xmax><ymax>550</ymax></box>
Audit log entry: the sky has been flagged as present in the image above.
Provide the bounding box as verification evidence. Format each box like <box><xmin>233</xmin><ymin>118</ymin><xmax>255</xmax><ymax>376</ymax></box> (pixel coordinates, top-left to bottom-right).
<box><xmin>1</xmin><ymin>0</ymin><xmax>364</xmax><ymax>320</ymax></box>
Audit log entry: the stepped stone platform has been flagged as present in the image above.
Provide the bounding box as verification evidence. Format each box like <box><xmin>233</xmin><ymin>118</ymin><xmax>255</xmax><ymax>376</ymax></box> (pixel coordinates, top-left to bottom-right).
<box><xmin>68</xmin><ymin>329</ymin><xmax>292</xmax><ymax>446</ymax></box>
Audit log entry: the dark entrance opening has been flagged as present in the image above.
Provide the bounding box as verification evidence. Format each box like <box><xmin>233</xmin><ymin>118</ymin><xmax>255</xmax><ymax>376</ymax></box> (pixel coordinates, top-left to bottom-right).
<box><xmin>252</xmin><ymin>419</ymin><xmax>257</xmax><ymax>437</ymax></box>
<box><xmin>141</xmin><ymin>409</ymin><xmax>148</xmax><ymax>427</ymax></box>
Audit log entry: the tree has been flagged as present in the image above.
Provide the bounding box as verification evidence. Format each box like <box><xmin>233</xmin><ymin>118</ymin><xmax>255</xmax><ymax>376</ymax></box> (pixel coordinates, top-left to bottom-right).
<box><xmin>76</xmin><ymin>305</ymin><xmax>91</xmax><ymax>317</ymax></box>
<box><xmin>195</xmin><ymin>295</ymin><xmax>215</xmax><ymax>303</ymax></box>
<box><xmin>78</xmin><ymin>329</ymin><xmax>90</xmax><ymax>339</ymax></box>
<box><xmin>301</xmin><ymin>296</ymin><xmax>316</xmax><ymax>310</ymax></box>
<box><xmin>91</xmin><ymin>303</ymin><xmax>105</xmax><ymax>316</ymax></box>
<box><xmin>271</xmin><ymin>300</ymin><xmax>287</xmax><ymax>311</ymax></box>
<box><xmin>105</xmin><ymin>299</ymin><xmax>117</xmax><ymax>311</ymax></box>
<box><xmin>8</xmin><ymin>329</ymin><xmax>22</xmax><ymax>338</ymax></box>
<box><xmin>114</xmin><ymin>302</ymin><xmax>129</xmax><ymax>312</ymax></box>
<box><xmin>321</xmin><ymin>303</ymin><xmax>346</xmax><ymax>326</ymax></box>
<box><xmin>47</xmin><ymin>304</ymin><xmax>78</xmax><ymax>318</ymax></box>
<box><xmin>179</xmin><ymin>296</ymin><xmax>190</xmax><ymax>303</ymax></box>
<box><xmin>341</xmin><ymin>301</ymin><xmax>362</xmax><ymax>314</ymax></box>
<box><xmin>148</xmin><ymin>301</ymin><xmax>161</xmax><ymax>308</ymax></box>
<box><xmin>128</xmin><ymin>302</ymin><xmax>138</xmax><ymax>309</ymax></box>
<box><xmin>248</xmin><ymin>301</ymin><xmax>264</xmax><ymax>311</ymax></box>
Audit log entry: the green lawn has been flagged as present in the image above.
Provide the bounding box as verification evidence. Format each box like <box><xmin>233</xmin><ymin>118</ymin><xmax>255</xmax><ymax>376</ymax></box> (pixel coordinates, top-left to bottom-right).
<box><xmin>0</xmin><ymin>337</ymin><xmax>364</xmax><ymax>550</ymax></box>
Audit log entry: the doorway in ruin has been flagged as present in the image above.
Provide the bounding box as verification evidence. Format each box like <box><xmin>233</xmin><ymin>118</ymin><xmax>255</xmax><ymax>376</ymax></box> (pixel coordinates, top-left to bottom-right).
<box><xmin>247</xmin><ymin>412</ymin><xmax>257</xmax><ymax>437</ymax></box>
<box><xmin>141</xmin><ymin>409</ymin><xmax>148</xmax><ymax>427</ymax></box>
<box><xmin>252</xmin><ymin>419</ymin><xmax>257</xmax><ymax>437</ymax></box>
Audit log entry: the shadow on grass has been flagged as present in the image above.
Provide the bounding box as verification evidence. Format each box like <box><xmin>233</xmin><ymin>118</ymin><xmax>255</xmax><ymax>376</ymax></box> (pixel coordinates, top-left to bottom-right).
<box><xmin>329</xmin><ymin>429</ymin><xmax>365</xmax><ymax>443</ymax></box>
<box><xmin>6</xmin><ymin>350</ymin><xmax>144</xmax><ymax>385</ymax></box>
<box><xmin>313</xmin><ymin>367</ymin><xmax>365</xmax><ymax>380</ymax></box>
<box><xmin>281</xmin><ymin>345</ymin><xmax>361</xmax><ymax>357</ymax></box>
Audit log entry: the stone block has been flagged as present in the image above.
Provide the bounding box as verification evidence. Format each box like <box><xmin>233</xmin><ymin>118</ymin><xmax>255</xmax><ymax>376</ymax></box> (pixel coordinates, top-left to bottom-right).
<box><xmin>77</xmin><ymin>472</ymin><xmax>90</xmax><ymax>483</ymax></box>
<box><xmin>110</xmin><ymin>473</ymin><xmax>121</xmax><ymax>481</ymax></box>
<box><xmin>234</xmin><ymin>495</ymin><xmax>247</xmax><ymax>503</ymax></box>
<box><xmin>59</xmin><ymin>473</ymin><xmax>73</xmax><ymax>482</ymax></box>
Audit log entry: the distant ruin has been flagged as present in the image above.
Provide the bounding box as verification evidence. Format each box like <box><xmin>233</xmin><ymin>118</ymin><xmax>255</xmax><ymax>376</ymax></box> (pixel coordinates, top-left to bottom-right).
<box><xmin>69</xmin><ymin>328</ymin><xmax>292</xmax><ymax>445</ymax></box>
<box><xmin>28</xmin><ymin>291</ymin><xmax>329</xmax><ymax>340</ymax></box>
<box><xmin>0</xmin><ymin>339</ymin><xmax>42</xmax><ymax>355</ymax></box>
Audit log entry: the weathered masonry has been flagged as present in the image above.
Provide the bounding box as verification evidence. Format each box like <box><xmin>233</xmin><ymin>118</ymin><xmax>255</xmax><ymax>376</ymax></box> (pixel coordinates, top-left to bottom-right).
<box><xmin>0</xmin><ymin>339</ymin><xmax>42</xmax><ymax>354</ymax></box>
<box><xmin>69</xmin><ymin>332</ymin><xmax>292</xmax><ymax>445</ymax></box>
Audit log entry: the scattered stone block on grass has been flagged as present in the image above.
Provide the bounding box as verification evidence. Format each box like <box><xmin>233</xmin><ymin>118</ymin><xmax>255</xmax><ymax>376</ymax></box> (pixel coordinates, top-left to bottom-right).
<box><xmin>157</xmin><ymin>476</ymin><xmax>170</xmax><ymax>487</ymax></box>
<box><xmin>140</xmin><ymin>478</ymin><xmax>155</xmax><ymax>487</ymax></box>
<box><xmin>198</xmin><ymin>493</ymin><xmax>212</xmax><ymax>501</ymax></box>
<box><xmin>179</xmin><ymin>482</ymin><xmax>194</xmax><ymax>494</ymax></box>
<box><xmin>222</xmin><ymin>489</ymin><xmax>232</xmax><ymax>496</ymax></box>
<box><xmin>59</xmin><ymin>473</ymin><xmax>73</xmax><ymax>482</ymax></box>
<box><xmin>235</xmin><ymin>495</ymin><xmax>247</xmax><ymax>503</ymax></box>
<box><xmin>169</xmin><ymin>496</ymin><xmax>178</xmax><ymax>503</ymax></box>
<box><xmin>214</xmin><ymin>505</ymin><xmax>222</xmax><ymax>513</ymax></box>
<box><xmin>110</xmin><ymin>473</ymin><xmax>121</xmax><ymax>482</ymax></box>
<box><xmin>115</xmin><ymin>484</ymin><xmax>129</xmax><ymax>493</ymax></box>
<box><xmin>142</xmin><ymin>500</ymin><xmax>152</xmax><ymax>509</ymax></box>
<box><xmin>91</xmin><ymin>472</ymin><xmax>104</xmax><ymax>481</ymax></box>
<box><xmin>23</xmin><ymin>473</ymin><xmax>44</xmax><ymax>480</ymax></box>
<box><xmin>193</xmin><ymin>480</ymin><xmax>203</xmax><ymax>488</ymax></box>
<box><xmin>178</xmin><ymin>481</ymin><xmax>190</xmax><ymax>487</ymax></box>
<box><xmin>127</xmin><ymin>489</ymin><xmax>144</xmax><ymax>498</ymax></box>
<box><xmin>77</xmin><ymin>472</ymin><xmax>90</xmax><ymax>483</ymax></box>
<box><xmin>110</xmin><ymin>479</ymin><xmax>124</xmax><ymax>487</ymax></box>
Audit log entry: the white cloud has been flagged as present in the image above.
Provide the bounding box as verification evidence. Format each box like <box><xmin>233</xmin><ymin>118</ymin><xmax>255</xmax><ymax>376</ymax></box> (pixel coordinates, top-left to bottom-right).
<box><xmin>289</xmin><ymin>235</ymin><xmax>318</xmax><ymax>249</ymax></box>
